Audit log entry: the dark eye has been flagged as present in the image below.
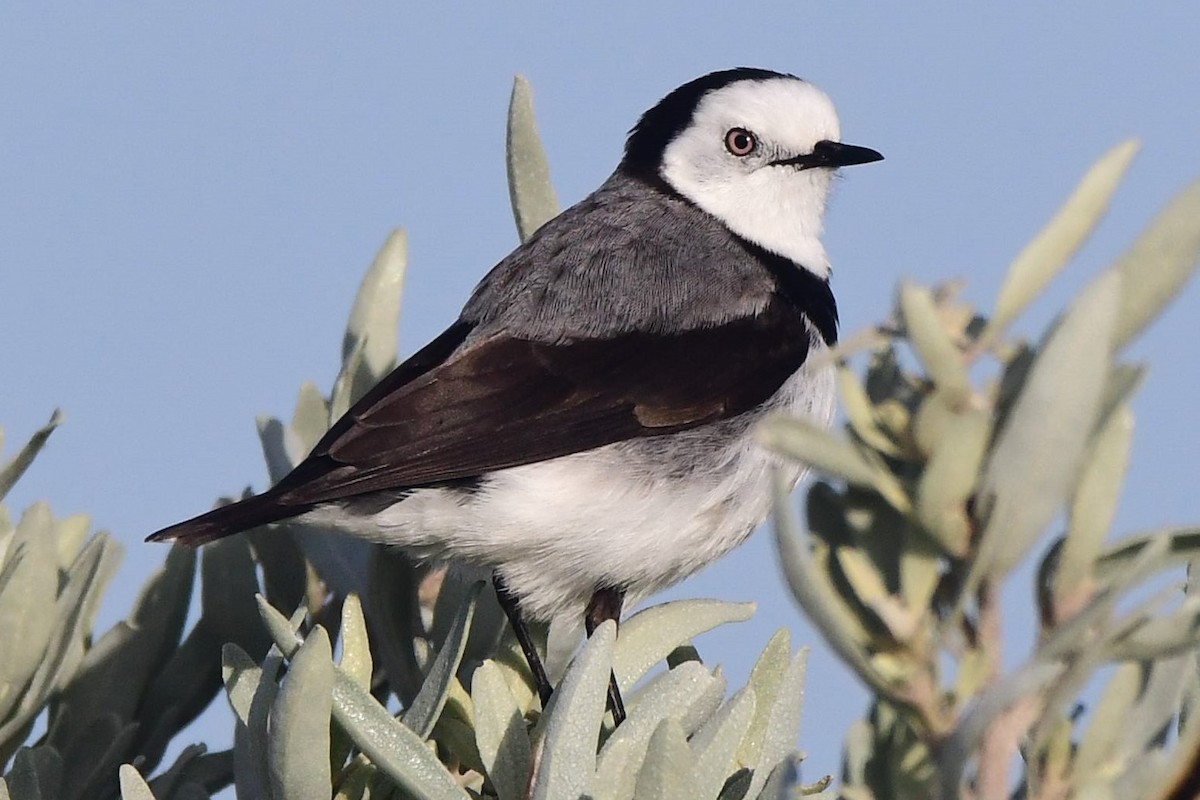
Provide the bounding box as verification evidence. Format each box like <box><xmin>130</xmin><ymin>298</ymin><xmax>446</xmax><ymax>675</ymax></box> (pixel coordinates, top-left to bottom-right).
<box><xmin>724</xmin><ymin>128</ymin><xmax>757</xmax><ymax>157</ymax></box>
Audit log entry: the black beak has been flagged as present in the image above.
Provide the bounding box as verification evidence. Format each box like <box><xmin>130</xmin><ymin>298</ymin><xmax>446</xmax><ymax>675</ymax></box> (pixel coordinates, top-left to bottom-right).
<box><xmin>772</xmin><ymin>140</ymin><xmax>884</xmax><ymax>170</ymax></box>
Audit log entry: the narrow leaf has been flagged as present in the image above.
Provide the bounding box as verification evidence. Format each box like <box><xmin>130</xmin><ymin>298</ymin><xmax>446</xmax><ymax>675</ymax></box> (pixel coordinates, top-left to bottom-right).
<box><xmin>760</xmin><ymin>415</ymin><xmax>910</xmax><ymax>512</ymax></box>
<box><xmin>402</xmin><ymin>581</ymin><xmax>481</xmax><ymax>738</ymax></box>
<box><xmin>612</xmin><ymin>599</ymin><xmax>753</xmax><ymax>689</ymax></box>
<box><xmin>506</xmin><ymin>75</ymin><xmax>560</xmax><ymax>241</ymax></box>
<box><xmin>899</xmin><ymin>283</ymin><xmax>969</xmax><ymax>399</ymax></box>
<box><xmin>343</xmin><ymin>228</ymin><xmax>407</xmax><ymax>378</ymax></box>
<box><xmin>986</xmin><ymin>140</ymin><xmax>1139</xmax><ymax>337</ymax></box>
<box><xmin>118</xmin><ymin>764</ymin><xmax>158</xmax><ymax>800</ymax></box>
<box><xmin>472</xmin><ymin>660</ymin><xmax>532</xmax><ymax>800</ymax></box>
<box><xmin>531</xmin><ymin>621</ymin><xmax>616</xmax><ymax>800</ymax></box>
<box><xmin>268</xmin><ymin>626</ymin><xmax>334</xmax><ymax>800</ymax></box>
<box><xmin>633</xmin><ymin>718</ymin><xmax>696</xmax><ymax>800</ymax></box>
<box><xmin>1072</xmin><ymin>663</ymin><xmax>1141</xmax><ymax>785</ymax></box>
<box><xmin>749</xmin><ymin>648</ymin><xmax>808</xmax><ymax>800</ymax></box>
<box><xmin>1054</xmin><ymin>405</ymin><xmax>1134</xmax><ymax>606</ymax></box>
<box><xmin>0</xmin><ymin>410</ymin><xmax>62</xmax><ymax>502</ymax></box>
<box><xmin>291</xmin><ymin>381</ymin><xmax>331</xmax><ymax>453</ymax></box>
<box><xmin>594</xmin><ymin>662</ymin><xmax>719</xmax><ymax>799</ymax></box>
<box><xmin>255</xmin><ymin>597</ymin><xmax>470</xmax><ymax>800</ymax></box>
<box><xmin>973</xmin><ymin>268</ymin><xmax>1121</xmax><ymax>584</ymax></box>
<box><xmin>690</xmin><ymin>688</ymin><xmax>756</xmax><ymax>800</ymax></box>
<box><xmin>1112</xmin><ymin>176</ymin><xmax>1200</xmax><ymax>348</ymax></box>
<box><xmin>338</xmin><ymin>594</ymin><xmax>372</xmax><ymax>690</ymax></box>
<box><xmin>915</xmin><ymin>407</ymin><xmax>990</xmax><ymax>557</ymax></box>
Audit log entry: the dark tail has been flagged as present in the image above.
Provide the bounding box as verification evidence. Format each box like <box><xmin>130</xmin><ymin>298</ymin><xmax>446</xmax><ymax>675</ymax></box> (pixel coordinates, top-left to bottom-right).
<box><xmin>146</xmin><ymin>490</ymin><xmax>312</xmax><ymax>547</ymax></box>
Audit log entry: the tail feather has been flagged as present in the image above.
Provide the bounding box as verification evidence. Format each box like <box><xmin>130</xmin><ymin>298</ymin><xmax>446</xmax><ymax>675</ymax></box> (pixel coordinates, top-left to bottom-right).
<box><xmin>146</xmin><ymin>490</ymin><xmax>311</xmax><ymax>547</ymax></box>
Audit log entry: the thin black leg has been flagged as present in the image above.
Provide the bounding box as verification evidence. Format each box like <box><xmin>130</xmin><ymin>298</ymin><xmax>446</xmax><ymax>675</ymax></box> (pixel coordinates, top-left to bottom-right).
<box><xmin>493</xmin><ymin>572</ymin><xmax>554</xmax><ymax>709</ymax></box>
<box><xmin>585</xmin><ymin>587</ymin><xmax>627</xmax><ymax>726</ymax></box>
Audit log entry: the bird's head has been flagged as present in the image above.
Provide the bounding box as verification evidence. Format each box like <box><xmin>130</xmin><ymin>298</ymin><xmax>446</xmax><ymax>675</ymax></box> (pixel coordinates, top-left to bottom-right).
<box><xmin>622</xmin><ymin>68</ymin><xmax>882</xmax><ymax>279</ymax></box>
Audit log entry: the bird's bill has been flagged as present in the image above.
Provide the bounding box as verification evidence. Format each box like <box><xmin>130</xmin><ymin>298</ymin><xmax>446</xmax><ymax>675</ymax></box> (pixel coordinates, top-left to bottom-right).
<box><xmin>772</xmin><ymin>140</ymin><xmax>884</xmax><ymax>170</ymax></box>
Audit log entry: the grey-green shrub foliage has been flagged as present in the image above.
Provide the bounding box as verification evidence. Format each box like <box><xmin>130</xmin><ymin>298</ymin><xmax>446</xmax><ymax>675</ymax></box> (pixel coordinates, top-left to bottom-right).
<box><xmin>2</xmin><ymin>78</ymin><xmax>1199</xmax><ymax>800</ymax></box>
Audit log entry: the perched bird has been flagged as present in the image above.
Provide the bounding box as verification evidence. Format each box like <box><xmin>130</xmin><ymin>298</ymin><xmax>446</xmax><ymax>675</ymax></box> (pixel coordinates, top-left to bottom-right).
<box><xmin>149</xmin><ymin>67</ymin><xmax>882</xmax><ymax>722</ymax></box>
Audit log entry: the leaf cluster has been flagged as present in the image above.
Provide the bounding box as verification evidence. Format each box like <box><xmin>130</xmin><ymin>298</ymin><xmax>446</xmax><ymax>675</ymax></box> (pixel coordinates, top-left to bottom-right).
<box><xmin>763</xmin><ymin>142</ymin><xmax>1200</xmax><ymax>799</ymax></box>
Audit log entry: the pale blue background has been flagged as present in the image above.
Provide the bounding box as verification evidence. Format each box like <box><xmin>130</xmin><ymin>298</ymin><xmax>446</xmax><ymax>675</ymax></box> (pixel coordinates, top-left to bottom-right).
<box><xmin>2</xmin><ymin>3</ymin><xmax>1198</xmax><ymax>783</ymax></box>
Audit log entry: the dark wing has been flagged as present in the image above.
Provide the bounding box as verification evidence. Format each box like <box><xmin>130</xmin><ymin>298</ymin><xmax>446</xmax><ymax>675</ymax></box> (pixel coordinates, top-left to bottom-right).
<box><xmin>148</xmin><ymin>295</ymin><xmax>812</xmax><ymax>545</ymax></box>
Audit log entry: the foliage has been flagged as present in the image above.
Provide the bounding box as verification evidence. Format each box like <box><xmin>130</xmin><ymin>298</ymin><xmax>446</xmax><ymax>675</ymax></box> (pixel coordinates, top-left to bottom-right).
<box><xmin>762</xmin><ymin>142</ymin><xmax>1200</xmax><ymax>799</ymax></box>
<box><xmin>2</xmin><ymin>76</ymin><xmax>1199</xmax><ymax>800</ymax></box>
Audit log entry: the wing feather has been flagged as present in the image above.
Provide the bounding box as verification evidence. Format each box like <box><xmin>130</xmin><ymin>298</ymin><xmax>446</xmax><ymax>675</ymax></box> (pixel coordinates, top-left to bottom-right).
<box><xmin>275</xmin><ymin>296</ymin><xmax>812</xmax><ymax>504</ymax></box>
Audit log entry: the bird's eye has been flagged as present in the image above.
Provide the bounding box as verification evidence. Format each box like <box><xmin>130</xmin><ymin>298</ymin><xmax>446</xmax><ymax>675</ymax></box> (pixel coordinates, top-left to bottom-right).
<box><xmin>724</xmin><ymin>128</ymin><xmax>757</xmax><ymax>157</ymax></box>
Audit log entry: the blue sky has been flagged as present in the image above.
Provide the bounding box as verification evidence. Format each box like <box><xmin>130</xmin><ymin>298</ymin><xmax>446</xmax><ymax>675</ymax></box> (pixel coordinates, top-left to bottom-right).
<box><xmin>3</xmin><ymin>3</ymin><xmax>1198</xmax><ymax>782</ymax></box>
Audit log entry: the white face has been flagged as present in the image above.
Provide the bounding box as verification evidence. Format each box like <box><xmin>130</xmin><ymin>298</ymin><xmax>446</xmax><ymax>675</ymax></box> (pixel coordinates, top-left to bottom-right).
<box><xmin>659</xmin><ymin>78</ymin><xmax>843</xmax><ymax>278</ymax></box>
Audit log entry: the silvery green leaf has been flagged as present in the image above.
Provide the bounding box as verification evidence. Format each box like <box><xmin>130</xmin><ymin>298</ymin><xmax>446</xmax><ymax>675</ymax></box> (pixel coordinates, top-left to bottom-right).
<box><xmin>758</xmin><ymin>417</ymin><xmax>883</xmax><ymax>491</ymax></box>
<box><xmin>633</xmin><ymin>718</ymin><xmax>696</xmax><ymax>800</ymax></box>
<box><xmin>773</xmin><ymin>475</ymin><xmax>890</xmax><ymax>699</ymax></box>
<box><xmin>1112</xmin><ymin>175</ymin><xmax>1200</xmax><ymax>348</ymax></box>
<box><xmin>235</xmin><ymin>644</ymin><xmax>285</xmax><ymax>800</ymax></box>
<box><xmin>531</xmin><ymin>621</ymin><xmax>617</xmax><ymax>800</ymax></box>
<box><xmin>758</xmin><ymin>416</ymin><xmax>906</xmax><ymax>511</ymax></box>
<box><xmin>257</xmin><ymin>415</ymin><xmax>301</xmax><ymax>484</ymax></box>
<box><xmin>222</xmin><ymin>643</ymin><xmax>262</xmax><ymax>727</ymax></box>
<box><xmin>344</xmin><ymin>228</ymin><xmax>407</xmax><ymax>378</ymax></box>
<box><xmin>1115</xmin><ymin>655</ymin><xmax>1189</xmax><ymax>763</ymax></box>
<box><xmin>0</xmin><ymin>410</ymin><xmax>62</xmax><ymax>502</ymax></box>
<box><xmin>748</xmin><ymin>649</ymin><xmax>808</xmax><ymax>800</ymax></box>
<box><xmin>507</xmin><ymin>75</ymin><xmax>559</xmax><ymax>241</ymax></box>
<box><xmin>737</xmin><ymin>630</ymin><xmax>789</xmax><ymax>770</ymax></box>
<box><xmin>1094</xmin><ymin>363</ymin><xmax>1146</xmax><ymax>435</ymax></box>
<box><xmin>291</xmin><ymin>381</ymin><xmax>331</xmax><ymax>451</ymax></box>
<box><xmin>898</xmin><ymin>283</ymin><xmax>969</xmax><ymax>399</ymax></box>
<box><xmin>973</xmin><ymin>268</ymin><xmax>1121</xmax><ymax>586</ymax></box>
<box><xmin>330</xmin><ymin>336</ymin><xmax>368</xmax><ymax>422</ymax></box>
<box><xmin>52</xmin><ymin>513</ymin><xmax>90</xmax><ymax>570</ymax></box>
<box><xmin>0</xmin><ymin>505</ymin><xmax>60</xmax><ymax>720</ymax></box>
<box><xmin>403</xmin><ymin>582</ymin><xmax>481</xmax><ymax>738</ymax></box>
<box><xmin>837</xmin><ymin>367</ymin><xmax>903</xmax><ymax>457</ymax></box>
<box><xmin>255</xmin><ymin>597</ymin><xmax>470</xmax><ymax>800</ymax></box>
<box><xmin>984</xmin><ymin>140</ymin><xmax>1139</xmax><ymax>339</ymax></box>
<box><xmin>268</xmin><ymin>625</ymin><xmax>334</xmax><ymax>800</ymax></box>
<box><xmin>1072</xmin><ymin>661</ymin><xmax>1142</xmax><ymax>781</ymax></box>
<box><xmin>915</xmin><ymin>407</ymin><xmax>989</xmax><ymax>557</ymax></box>
<box><xmin>5</xmin><ymin>746</ymin><xmax>62</xmax><ymax>800</ymax></box>
<box><xmin>1106</xmin><ymin>596</ymin><xmax>1200</xmax><ymax>660</ymax></box>
<box><xmin>472</xmin><ymin>660</ymin><xmax>531</xmax><ymax>800</ymax></box>
<box><xmin>594</xmin><ymin>662</ymin><xmax>718</xmax><ymax>800</ymax></box>
<box><xmin>1055</xmin><ymin>404</ymin><xmax>1134</xmax><ymax>606</ymax></box>
<box><xmin>1</xmin><ymin>533</ymin><xmax>120</xmax><ymax>743</ymax></box>
<box><xmin>690</xmin><ymin>688</ymin><xmax>756</xmax><ymax>800</ymax></box>
<box><xmin>1094</xmin><ymin>527</ymin><xmax>1200</xmax><ymax>584</ymax></box>
<box><xmin>118</xmin><ymin>764</ymin><xmax>156</xmax><ymax>800</ymax></box>
<box><xmin>48</xmin><ymin>544</ymin><xmax>195</xmax><ymax>748</ymax></box>
<box><xmin>339</xmin><ymin>594</ymin><xmax>372</xmax><ymax>690</ymax></box>
<box><xmin>612</xmin><ymin>599</ymin><xmax>753</xmax><ymax>689</ymax></box>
